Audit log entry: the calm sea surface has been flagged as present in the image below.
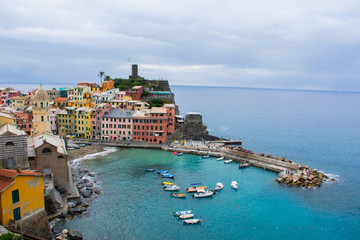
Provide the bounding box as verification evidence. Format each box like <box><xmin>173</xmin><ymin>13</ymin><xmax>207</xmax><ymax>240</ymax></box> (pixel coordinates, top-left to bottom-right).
<box><xmin>59</xmin><ymin>86</ymin><xmax>360</xmax><ymax>239</ymax></box>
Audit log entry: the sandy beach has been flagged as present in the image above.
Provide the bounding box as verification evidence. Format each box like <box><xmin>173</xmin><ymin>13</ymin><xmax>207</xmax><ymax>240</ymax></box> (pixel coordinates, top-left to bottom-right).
<box><xmin>68</xmin><ymin>144</ymin><xmax>109</xmax><ymax>161</ymax></box>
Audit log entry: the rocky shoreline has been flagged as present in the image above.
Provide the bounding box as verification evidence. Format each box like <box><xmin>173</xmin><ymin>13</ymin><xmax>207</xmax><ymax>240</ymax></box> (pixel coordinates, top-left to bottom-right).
<box><xmin>52</xmin><ymin>145</ymin><xmax>116</xmax><ymax>240</ymax></box>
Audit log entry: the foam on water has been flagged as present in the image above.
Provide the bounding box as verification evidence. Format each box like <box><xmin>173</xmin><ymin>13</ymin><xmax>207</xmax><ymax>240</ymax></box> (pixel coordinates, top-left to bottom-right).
<box><xmin>72</xmin><ymin>147</ymin><xmax>118</xmax><ymax>165</ymax></box>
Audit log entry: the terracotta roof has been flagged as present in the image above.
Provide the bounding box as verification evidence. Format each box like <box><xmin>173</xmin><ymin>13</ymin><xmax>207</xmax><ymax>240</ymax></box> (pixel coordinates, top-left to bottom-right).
<box><xmin>0</xmin><ymin>169</ymin><xmax>45</xmax><ymax>179</ymax></box>
<box><xmin>0</xmin><ymin>178</ymin><xmax>15</xmax><ymax>192</ymax></box>
<box><xmin>54</xmin><ymin>97</ymin><xmax>68</xmax><ymax>102</ymax></box>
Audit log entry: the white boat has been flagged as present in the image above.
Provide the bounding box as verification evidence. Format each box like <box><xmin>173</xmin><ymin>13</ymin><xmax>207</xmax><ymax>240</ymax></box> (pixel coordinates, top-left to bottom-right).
<box><xmin>231</xmin><ymin>181</ymin><xmax>238</xmax><ymax>189</ymax></box>
<box><xmin>193</xmin><ymin>190</ymin><xmax>216</xmax><ymax>198</ymax></box>
<box><xmin>216</xmin><ymin>157</ymin><xmax>224</xmax><ymax>161</ymax></box>
<box><xmin>183</xmin><ymin>219</ymin><xmax>201</xmax><ymax>225</ymax></box>
<box><xmin>224</xmin><ymin>160</ymin><xmax>233</xmax><ymax>164</ymax></box>
<box><xmin>239</xmin><ymin>162</ymin><xmax>249</xmax><ymax>168</ymax></box>
<box><xmin>174</xmin><ymin>210</ymin><xmax>192</xmax><ymax>216</ymax></box>
<box><xmin>214</xmin><ymin>182</ymin><xmax>223</xmax><ymax>191</ymax></box>
<box><xmin>179</xmin><ymin>214</ymin><xmax>194</xmax><ymax>219</ymax></box>
<box><xmin>164</xmin><ymin>185</ymin><xmax>180</xmax><ymax>191</ymax></box>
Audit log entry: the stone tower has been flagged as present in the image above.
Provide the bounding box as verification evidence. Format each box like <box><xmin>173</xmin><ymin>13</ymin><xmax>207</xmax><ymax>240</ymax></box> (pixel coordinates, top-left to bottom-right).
<box><xmin>32</xmin><ymin>85</ymin><xmax>52</xmax><ymax>136</ymax></box>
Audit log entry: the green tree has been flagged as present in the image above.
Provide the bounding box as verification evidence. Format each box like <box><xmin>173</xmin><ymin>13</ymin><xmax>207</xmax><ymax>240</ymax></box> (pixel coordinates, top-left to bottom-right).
<box><xmin>98</xmin><ymin>71</ymin><xmax>105</xmax><ymax>84</ymax></box>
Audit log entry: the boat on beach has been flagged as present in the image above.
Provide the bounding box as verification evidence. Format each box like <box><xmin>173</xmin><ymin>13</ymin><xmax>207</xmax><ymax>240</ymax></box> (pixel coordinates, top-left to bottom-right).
<box><xmin>231</xmin><ymin>181</ymin><xmax>238</xmax><ymax>189</ymax></box>
<box><xmin>216</xmin><ymin>157</ymin><xmax>224</xmax><ymax>161</ymax></box>
<box><xmin>183</xmin><ymin>219</ymin><xmax>201</xmax><ymax>225</ymax></box>
<box><xmin>202</xmin><ymin>155</ymin><xmax>210</xmax><ymax>159</ymax></box>
<box><xmin>179</xmin><ymin>214</ymin><xmax>194</xmax><ymax>219</ymax></box>
<box><xmin>174</xmin><ymin>210</ymin><xmax>192</xmax><ymax>216</ymax></box>
<box><xmin>224</xmin><ymin>160</ymin><xmax>233</xmax><ymax>164</ymax></box>
<box><xmin>193</xmin><ymin>190</ymin><xmax>216</xmax><ymax>198</ymax></box>
<box><xmin>144</xmin><ymin>169</ymin><xmax>154</xmax><ymax>172</ymax></box>
<box><xmin>214</xmin><ymin>182</ymin><xmax>223</xmax><ymax>191</ymax></box>
<box><xmin>170</xmin><ymin>193</ymin><xmax>186</xmax><ymax>198</ymax></box>
<box><xmin>239</xmin><ymin>162</ymin><xmax>249</xmax><ymax>168</ymax></box>
<box><xmin>164</xmin><ymin>185</ymin><xmax>180</xmax><ymax>191</ymax></box>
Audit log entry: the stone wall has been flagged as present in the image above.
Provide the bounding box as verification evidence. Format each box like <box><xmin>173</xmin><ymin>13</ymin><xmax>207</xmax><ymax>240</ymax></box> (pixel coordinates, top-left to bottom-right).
<box><xmin>0</xmin><ymin>135</ymin><xmax>28</xmax><ymax>169</ymax></box>
<box><xmin>16</xmin><ymin>208</ymin><xmax>52</xmax><ymax>240</ymax></box>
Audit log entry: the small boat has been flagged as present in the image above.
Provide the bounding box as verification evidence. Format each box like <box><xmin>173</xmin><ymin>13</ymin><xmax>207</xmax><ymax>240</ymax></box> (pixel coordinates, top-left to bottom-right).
<box><xmin>177</xmin><ymin>152</ymin><xmax>183</xmax><ymax>156</ymax></box>
<box><xmin>231</xmin><ymin>181</ymin><xmax>238</xmax><ymax>190</ymax></box>
<box><xmin>164</xmin><ymin>185</ymin><xmax>180</xmax><ymax>191</ymax></box>
<box><xmin>162</xmin><ymin>181</ymin><xmax>175</xmax><ymax>185</ymax></box>
<box><xmin>172</xmin><ymin>151</ymin><xmax>178</xmax><ymax>154</ymax></box>
<box><xmin>162</xmin><ymin>174</ymin><xmax>175</xmax><ymax>179</ymax></box>
<box><xmin>186</xmin><ymin>186</ymin><xmax>207</xmax><ymax>193</ymax></box>
<box><xmin>144</xmin><ymin>169</ymin><xmax>154</xmax><ymax>172</ymax></box>
<box><xmin>214</xmin><ymin>182</ymin><xmax>223</xmax><ymax>191</ymax></box>
<box><xmin>239</xmin><ymin>162</ymin><xmax>249</xmax><ymax>168</ymax></box>
<box><xmin>183</xmin><ymin>219</ymin><xmax>201</xmax><ymax>225</ymax></box>
<box><xmin>179</xmin><ymin>214</ymin><xmax>194</xmax><ymax>219</ymax></box>
<box><xmin>193</xmin><ymin>190</ymin><xmax>216</xmax><ymax>198</ymax></box>
<box><xmin>170</xmin><ymin>193</ymin><xmax>186</xmax><ymax>198</ymax></box>
<box><xmin>202</xmin><ymin>155</ymin><xmax>210</xmax><ymax>159</ymax></box>
<box><xmin>224</xmin><ymin>160</ymin><xmax>233</xmax><ymax>164</ymax></box>
<box><xmin>216</xmin><ymin>157</ymin><xmax>224</xmax><ymax>161</ymax></box>
<box><xmin>157</xmin><ymin>170</ymin><xmax>168</xmax><ymax>174</ymax></box>
<box><xmin>174</xmin><ymin>210</ymin><xmax>192</xmax><ymax>216</ymax></box>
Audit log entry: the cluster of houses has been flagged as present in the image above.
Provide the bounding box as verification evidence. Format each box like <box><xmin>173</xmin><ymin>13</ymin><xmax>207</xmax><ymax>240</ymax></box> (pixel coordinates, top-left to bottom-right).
<box><xmin>1</xmin><ymin>79</ymin><xmax>176</xmax><ymax>144</ymax></box>
<box><xmin>0</xmin><ymin>76</ymin><xmax>178</xmax><ymax>236</ymax></box>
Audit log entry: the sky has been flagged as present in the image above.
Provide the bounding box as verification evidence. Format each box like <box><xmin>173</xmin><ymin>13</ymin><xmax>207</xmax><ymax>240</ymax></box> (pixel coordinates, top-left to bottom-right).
<box><xmin>0</xmin><ymin>0</ymin><xmax>359</xmax><ymax>92</ymax></box>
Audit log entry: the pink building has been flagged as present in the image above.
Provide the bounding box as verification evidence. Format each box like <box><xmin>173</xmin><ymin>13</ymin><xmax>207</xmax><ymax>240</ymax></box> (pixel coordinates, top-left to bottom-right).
<box><xmin>114</xmin><ymin>91</ymin><xmax>127</xmax><ymax>100</ymax></box>
<box><xmin>90</xmin><ymin>103</ymin><xmax>112</xmax><ymax>139</ymax></box>
<box><xmin>101</xmin><ymin>109</ymin><xmax>134</xmax><ymax>141</ymax></box>
<box><xmin>126</xmin><ymin>86</ymin><xmax>143</xmax><ymax>100</ymax></box>
<box><xmin>67</xmin><ymin>89</ymin><xmax>75</xmax><ymax>100</ymax></box>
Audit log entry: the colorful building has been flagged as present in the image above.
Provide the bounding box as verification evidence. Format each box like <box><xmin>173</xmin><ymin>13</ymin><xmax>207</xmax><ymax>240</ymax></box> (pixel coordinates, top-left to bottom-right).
<box><xmin>75</xmin><ymin>107</ymin><xmax>94</xmax><ymax>138</ymax></box>
<box><xmin>57</xmin><ymin>107</ymin><xmax>76</xmax><ymax>135</ymax></box>
<box><xmin>0</xmin><ymin>169</ymin><xmax>45</xmax><ymax>226</ymax></box>
<box><xmin>101</xmin><ymin>109</ymin><xmax>134</xmax><ymax>140</ymax></box>
<box><xmin>0</xmin><ymin>111</ymin><xmax>15</xmax><ymax>126</ymax></box>
<box><xmin>32</xmin><ymin>86</ymin><xmax>51</xmax><ymax>136</ymax></box>
<box><xmin>101</xmin><ymin>80</ymin><xmax>115</xmax><ymax>91</ymax></box>
<box><xmin>90</xmin><ymin>103</ymin><xmax>111</xmax><ymax>139</ymax></box>
<box><xmin>126</xmin><ymin>86</ymin><xmax>143</xmax><ymax>100</ymax></box>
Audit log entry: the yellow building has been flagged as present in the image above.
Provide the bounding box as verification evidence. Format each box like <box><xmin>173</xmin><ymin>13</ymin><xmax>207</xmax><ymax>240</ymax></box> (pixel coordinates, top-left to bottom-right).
<box><xmin>10</xmin><ymin>96</ymin><xmax>29</xmax><ymax>110</ymax></box>
<box><xmin>0</xmin><ymin>169</ymin><xmax>45</xmax><ymax>225</ymax></box>
<box><xmin>75</xmin><ymin>107</ymin><xmax>94</xmax><ymax>138</ymax></box>
<box><xmin>0</xmin><ymin>111</ymin><xmax>15</xmax><ymax>126</ymax></box>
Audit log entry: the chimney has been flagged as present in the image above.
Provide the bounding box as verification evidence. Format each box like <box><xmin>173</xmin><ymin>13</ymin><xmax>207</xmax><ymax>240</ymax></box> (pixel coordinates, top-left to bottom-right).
<box><xmin>16</xmin><ymin>165</ymin><xmax>21</xmax><ymax>173</ymax></box>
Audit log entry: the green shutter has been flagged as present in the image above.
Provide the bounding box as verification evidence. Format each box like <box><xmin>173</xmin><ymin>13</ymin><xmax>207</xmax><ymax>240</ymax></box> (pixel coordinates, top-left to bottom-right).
<box><xmin>13</xmin><ymin>207</ymin><xmax>21</xmax><ymax>221</ymax></box>
<box><xmin>12</xmin><ymin>189</ymin><xmax>19</xmax><ymax>204</ymax></box>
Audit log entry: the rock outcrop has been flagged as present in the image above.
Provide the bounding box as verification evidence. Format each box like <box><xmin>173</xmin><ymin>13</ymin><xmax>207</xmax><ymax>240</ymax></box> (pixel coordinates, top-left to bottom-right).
<box><xmin>276</xmin><ymin>166</ymin><xmax>328</xmax><ymax>188</ymax></box>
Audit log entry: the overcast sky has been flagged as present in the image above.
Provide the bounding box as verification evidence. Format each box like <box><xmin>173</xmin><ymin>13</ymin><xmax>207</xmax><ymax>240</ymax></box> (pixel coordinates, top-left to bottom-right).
<box><xmin>0</xmin><ymin>0</ymin><xmax>359</xmax><ymax>91</ymax></box>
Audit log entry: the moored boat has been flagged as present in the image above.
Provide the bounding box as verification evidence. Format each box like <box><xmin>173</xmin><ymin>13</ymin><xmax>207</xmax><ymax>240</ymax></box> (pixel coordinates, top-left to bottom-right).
<box><xmin>164</xmin><ymin>185</ymin><xmax>180</xmax><ymax>191</ymax></box>
<box><xmin>216</xmin><ymin>157</ymin><xmax>224</xmax><ymax>161</ymax></box>
<box><xmin>162</xmin><ymin>174</ymin><xmax>175</xmax><ymax>179</ymax></box>
<box><xmin>239</xmin><ymin>162</ymin><xmax>249</xmax><ymax>168</ymax></box>
<box><xmin>231</xmin><ymin>181</ymin><xmax>238</xmax><ymax>189</ymax></box>
<box><xmin>157</xmin><ymin>170</ymin><xmax>168</xmax><ymax>174</ymax></box>
<box><xmin>177</xmin><ymin>152</ymin><xmax>183</xmax><ymax>156</ymax></box>
<box><xmin>183</xmin><ymin>219</ymin><xmax>201</xmax><ymax>225</ymax></box>
<box><xmin>186</xmin><ymin>186</ymin><xmax>207</xmax><ymax>193</ymax></box>
<box><xmin>224</xmin><ymin>160</ymin><xmax>233</xmax><ymax>164</ymax></box>
<box><xmin>174</xmin><ymin>210</ymin><xmax>192</xmax><ymax>216</ymax></box>
<box><xmin>202</xmin><ymin>155</ymin><xmax>210</xmax><ymax>159</ymax></box>
<box><xmin>193</xmin><ymin>190</ymin><xmax>215</xmax><ymax>198</ymax></box>
<box><xmin>214</xmin><ymin>182</ymin><xmax>223</xmax><ymax>191</ymax></box>
<box><xmin>144</xmin><ymin>169</ymin><xmax>155</xmax><ymax>172</ymax></box>
<box><xmin>162</xmin><ymin>181</ymin><xmax>175</xmax><ymax>185</ymax></box>
<box><xmin>170</xmin><ymin>193</ymin><xmax>186</xmax><ymax>198</ymax></box>
<box><xmin>179</xmin><ymin>214</ymin><xmax>194</xmax><ymax>219</ymax></box>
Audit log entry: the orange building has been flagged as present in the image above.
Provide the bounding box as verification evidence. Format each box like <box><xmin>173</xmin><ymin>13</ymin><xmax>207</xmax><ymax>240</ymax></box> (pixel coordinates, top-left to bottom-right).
<box><xmin>101</xmin><ymin>80</ymin><xmax>114</xmax><ymax>92</ymax></box>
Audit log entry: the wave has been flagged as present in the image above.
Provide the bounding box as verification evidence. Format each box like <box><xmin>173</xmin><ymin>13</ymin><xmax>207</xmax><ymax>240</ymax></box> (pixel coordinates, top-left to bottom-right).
<box><xmin>72</xmin><ymin>147</ymin><xmax>118</xmax><ymax>165</ymax></box>
<box><xmin>323</xmin><ymin>172</ymin><xmax>341</xmax><ymax>183</ymax></box>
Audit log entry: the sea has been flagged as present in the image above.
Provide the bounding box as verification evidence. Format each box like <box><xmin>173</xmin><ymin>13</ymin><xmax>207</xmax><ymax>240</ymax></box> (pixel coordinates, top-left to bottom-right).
<box><xmin>56</xmin><ymin>86</ymin><xmax>360</xmax><ymax>240</ymax></box>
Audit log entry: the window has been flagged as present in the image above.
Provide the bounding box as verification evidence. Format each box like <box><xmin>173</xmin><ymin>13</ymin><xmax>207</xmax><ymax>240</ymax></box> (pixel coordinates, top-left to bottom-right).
<box><xmin>42</xmin><ymin>148</ymin><xmax>52</xmax><ymax>153</ymax></box>
<box><xmin>5</xmin><ymin>142</ymin><xmax>14</xmax><ymax>146</ymax></box>
<box><xmin>13</xmin><ymin>207</ymin><xmax>21</xmax><ymax>221</ymax></box>
<box><xmin>12</xmin><ymin>189</ymin><xmax>19</xmax><ymax>204</ymax></box>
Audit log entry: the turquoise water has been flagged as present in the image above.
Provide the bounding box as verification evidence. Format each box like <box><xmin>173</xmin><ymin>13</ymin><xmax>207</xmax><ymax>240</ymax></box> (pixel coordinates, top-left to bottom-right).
<box><xmin>61</xmin><ymin>86</ymin><xmax>360</xmax><ymax>239</ymax></box>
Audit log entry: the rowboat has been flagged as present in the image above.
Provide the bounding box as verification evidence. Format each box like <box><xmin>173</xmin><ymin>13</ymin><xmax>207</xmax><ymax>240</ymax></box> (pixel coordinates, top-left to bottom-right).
<box><xmin>214</xmin><ymin>182</ymin><xmax>223</xmax><ymax>191</ymax></box>
<box><xmin>144</xmin><ymin>169</ymin><xmax>154</xmax><ymax>172</ymax></box>
<box><xmin>179</xmin><ymin>214</ymin><xmax>194</xmax><ymax>219</ymax></box>
<box><xmin>164</xmin><ymin>185</ymin><xmax>180</xmax><ymax>191</ymax></box>
<box><xmin>162</xmin><ymin>181</ymin><xmax>175</xmax><ymax>185</ymax></box>
<box><xmin>183</xmin><ymin>219</ymin><xmax>201</xmax><ymax>225</ymax></box>
<box><xmin>239</xmin><ymin>162</ymin><xmax>249</xmax><ymax>168</ymax></box>
<box><xmin>193</xmin><ymin>190</ymin><xmax>216</xmax><ymax>198</ymax></box>
<box><xmin>170</xmin><ymin>193</ymin><xmax>186</xmax><ymax>198</ymax></box>
<box><xmin>216</xmin><ymin>157</ymin><xmax>224</xmax><ymax>161</ymax></box>
<box><xmin>162</xmin><ymin>174</ymin><xmax>175</xmax><ymax>179</ymax></box>
<box><xmin>231</xmin><ymin>181</ymin><xmax>238</xmax><ymax>190</ymax></box>
<box><xmin>177</xmin><ymin>152</ymin><xmax>183</xmax><ymax>156</ymax></box>
<box><xmin>202</xmin><ymin>155</ymin><xmax>210</xmax><ymax>159</ymax></box>
<box><xmin>224</xmin><ymin>160</ymin><xmax>233</xmax><ymax>164</ymax></box>
<box><xmin>174</xmin><ymin>210</ymin><xmax>192</xmax><ymax>216</ymax></box>
<box><xmin>157</xmin><ymin>170</ymin><xmax>168</xmax><ymax>174</ymax></box>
